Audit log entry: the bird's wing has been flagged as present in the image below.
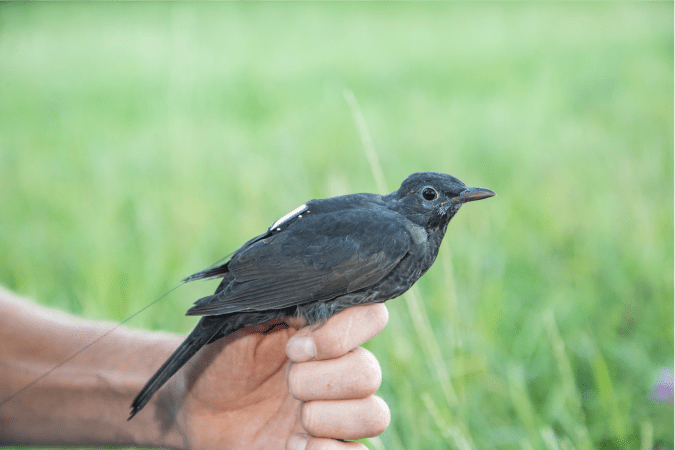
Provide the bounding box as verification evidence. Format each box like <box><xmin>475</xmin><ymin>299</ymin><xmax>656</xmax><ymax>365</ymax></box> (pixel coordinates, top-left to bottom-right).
<box><xmin>185</xmin><ymin>208</ymin><xmax>416</xmax><ymax>316</ymax></box>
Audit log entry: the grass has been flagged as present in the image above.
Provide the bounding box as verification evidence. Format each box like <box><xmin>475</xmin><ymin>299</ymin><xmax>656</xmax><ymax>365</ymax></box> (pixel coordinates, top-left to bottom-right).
<box><xmin>0</xmin><ymin>2</ymin><xmax>672</xmax><ymax>449</ymax></box>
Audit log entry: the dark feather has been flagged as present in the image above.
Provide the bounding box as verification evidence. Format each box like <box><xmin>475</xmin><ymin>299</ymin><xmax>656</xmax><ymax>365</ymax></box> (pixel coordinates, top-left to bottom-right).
<box><xmin>186</xmin><ymin>208</ymin><xmax>413</xmax><ymax>316</ymax></box>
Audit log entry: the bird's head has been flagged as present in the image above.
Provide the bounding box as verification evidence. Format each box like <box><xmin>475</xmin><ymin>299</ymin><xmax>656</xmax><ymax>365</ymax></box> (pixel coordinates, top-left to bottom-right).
<box><xmin>388</xmin><ymin>172</ymin><xmax>495</xmax><ymax>230</ymax></box>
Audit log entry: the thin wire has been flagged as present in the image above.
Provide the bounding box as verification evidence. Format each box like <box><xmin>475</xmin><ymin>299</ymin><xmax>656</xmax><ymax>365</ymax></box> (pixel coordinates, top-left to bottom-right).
<box><xmin>0</xmin><ymin>281</ymin><xmax>186</xmax><ymax>406</ymax></box>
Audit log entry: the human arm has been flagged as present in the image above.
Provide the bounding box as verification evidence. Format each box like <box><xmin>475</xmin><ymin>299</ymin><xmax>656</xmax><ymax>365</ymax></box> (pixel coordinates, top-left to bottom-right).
<box><xmin>0</xmin><ymin>286</ymin><xmax>184</xmax><ymax>447</ymax></box>
<box><xmin>0</xmin><ymin>286</ymin><xmax>390</xmax><ymax>449</ymax></box>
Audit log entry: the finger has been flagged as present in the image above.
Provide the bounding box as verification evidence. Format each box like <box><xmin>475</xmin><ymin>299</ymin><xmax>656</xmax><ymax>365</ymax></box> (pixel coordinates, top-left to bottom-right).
<box><xmin>284</xmin><ymin>315</ymin><xmax>307</xmax><ymax>329</ymax></box>
<box><xmin>305</xmin><ymin>439</ymin><xmax>368</xmax><ymax>450</ymax></box>
<box><xmin>287</xmin><ymin>347</ymin><xmax>381</xmax><ymax>401</ymax></box>
<box><xmin>287</xmin><ymin>434</ymin><xmax>368</xmax><ymax>450</ymax></box>
<box><xmin>286</xmin><ymin>303</ymin><xmax>388</xmax><ymax>362</ymax></box>
<box><xmin>299</xmin><ymin>396</ymin><xmax>390</xmax><ymax>441</ymax></box>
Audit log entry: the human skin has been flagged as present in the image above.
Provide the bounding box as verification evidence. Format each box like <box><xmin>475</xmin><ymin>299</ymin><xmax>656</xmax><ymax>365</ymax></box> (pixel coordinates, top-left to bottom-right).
<box><xmin>0</xmin><ymin>287</ymin><xmax>390</xmax><ymax>449</ymax></box>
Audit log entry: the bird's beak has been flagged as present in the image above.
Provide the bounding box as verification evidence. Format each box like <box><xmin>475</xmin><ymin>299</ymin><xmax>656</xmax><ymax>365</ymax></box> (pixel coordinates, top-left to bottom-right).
<box><xmin>452</xmin><ymin>187</ymin><xmax>496</xmax><ymax>203</ymax></box>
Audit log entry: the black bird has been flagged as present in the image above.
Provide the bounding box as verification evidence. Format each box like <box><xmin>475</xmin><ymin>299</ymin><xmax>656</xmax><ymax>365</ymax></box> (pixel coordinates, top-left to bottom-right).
<box><xmin>129</xmin><ymin>171</ymin><xmax>494</xmax><ymax>419</ymax></box>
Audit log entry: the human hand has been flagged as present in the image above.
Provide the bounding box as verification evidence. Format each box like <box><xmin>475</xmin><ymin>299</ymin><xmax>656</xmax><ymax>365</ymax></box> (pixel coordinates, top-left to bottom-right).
<box><xmin>169</xmin><ymin>303</ymin><xmax>391</xmax><ymax>450</ymax></box>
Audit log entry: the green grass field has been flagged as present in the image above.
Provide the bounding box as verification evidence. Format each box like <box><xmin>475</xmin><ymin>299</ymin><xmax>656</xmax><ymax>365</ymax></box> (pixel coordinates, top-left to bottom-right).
<box><xmin>0</xmin><ymin>3</ymin><xmax>672</xmax><ymax>449</ymax></box>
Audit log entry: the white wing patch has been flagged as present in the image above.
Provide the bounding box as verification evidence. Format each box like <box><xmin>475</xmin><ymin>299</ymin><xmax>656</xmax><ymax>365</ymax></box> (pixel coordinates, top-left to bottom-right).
<box><xmin>269</xmin><ymin>204</ymin><xmax>308</xmax><ymax>231</ymax></box>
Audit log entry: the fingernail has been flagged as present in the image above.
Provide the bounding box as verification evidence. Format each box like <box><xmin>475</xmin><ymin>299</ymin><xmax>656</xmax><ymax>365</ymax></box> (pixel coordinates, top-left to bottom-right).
<box><xmin>288</xmin><ymin>434</ymin><xmax>308</xmax><ymax>450</ymax></box>
<box><xmin>287</xmin><ymin>336</ymin><xmax>317</xmax><ymax>362</ymax></box>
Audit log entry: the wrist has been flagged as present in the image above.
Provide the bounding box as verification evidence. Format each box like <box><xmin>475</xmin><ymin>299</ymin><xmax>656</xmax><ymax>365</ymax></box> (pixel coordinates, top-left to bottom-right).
<box><xmin>114</xmin><ymin>329</ymin><xmax>188</xmax><ymax>449</ymax></box>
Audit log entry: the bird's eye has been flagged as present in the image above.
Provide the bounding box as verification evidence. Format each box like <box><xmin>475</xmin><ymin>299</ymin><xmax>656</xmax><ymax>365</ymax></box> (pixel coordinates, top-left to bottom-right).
<box><xmin>422</xmin><ymin>187</ymin><xmax>437</xmax><ymax>201</ymax></box>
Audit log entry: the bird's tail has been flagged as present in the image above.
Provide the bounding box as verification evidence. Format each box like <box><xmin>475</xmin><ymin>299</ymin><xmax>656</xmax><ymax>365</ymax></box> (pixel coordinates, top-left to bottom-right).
<box><xmin>128</xmin><ymin>316</ymin><xmax>224</xmax><ymax>420</ymax></box>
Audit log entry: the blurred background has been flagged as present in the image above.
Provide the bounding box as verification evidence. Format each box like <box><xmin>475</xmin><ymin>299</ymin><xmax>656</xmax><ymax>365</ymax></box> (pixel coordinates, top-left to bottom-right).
<box><xmin>0</xmin><ymin>3</ymin><xmax>672</xmax><ymax>449</ymax></box>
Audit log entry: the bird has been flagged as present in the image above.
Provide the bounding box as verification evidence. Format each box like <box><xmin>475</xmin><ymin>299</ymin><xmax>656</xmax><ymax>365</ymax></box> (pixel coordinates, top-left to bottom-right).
<box><xmin>129</xmin><ymin>171</ymin><xmax>494</xmax><ymax>419</ymax></box>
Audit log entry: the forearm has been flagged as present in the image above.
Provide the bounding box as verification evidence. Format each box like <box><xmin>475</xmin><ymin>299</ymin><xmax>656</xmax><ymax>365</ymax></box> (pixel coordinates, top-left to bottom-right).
<box><xmin>0</xmin><ymin>287</ymin><xmax>186</xmax><ymax>448</ymax></box>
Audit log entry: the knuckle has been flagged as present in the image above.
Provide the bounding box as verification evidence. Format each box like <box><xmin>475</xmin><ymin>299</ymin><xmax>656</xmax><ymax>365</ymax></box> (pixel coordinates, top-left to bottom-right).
<box><xmin>361</xmin><ymin>348</ymin><xmax>383</xmax><ymax>392</ymax></box>
<box><xmin>368</xmin><ymin>396</ymin><xmax>391</xmax><ymax>436</ymax></box>
<box><xmin>305</xmin><ymin>438</ymin><xmax>367</xmax><ymax>450</ymax></box>
<box><xmin>286</xmin><ymin>363</ymin><xmax>299</xmax><ymax>399</ymax></box>
<box><xmin>352</xmin><ymin>348</ymin><xmax>382</xmax><ymax>396</ymax></box>
<box><xmin>369</xmin><ymin>303</ymin><xmax>389</xmax><ymax>331</ymax></box>
<box><xmin>300</xmin><ymin>400</ymin><xmax>317</xmax><ymax>433</ymax></box>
